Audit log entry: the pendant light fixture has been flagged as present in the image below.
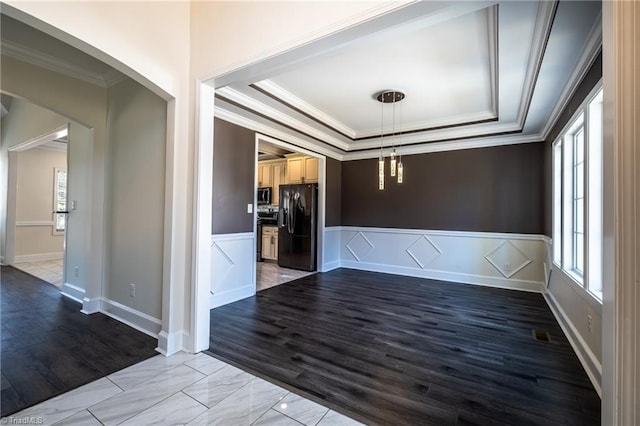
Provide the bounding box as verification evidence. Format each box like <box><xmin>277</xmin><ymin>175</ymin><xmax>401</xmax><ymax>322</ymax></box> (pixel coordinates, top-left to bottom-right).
<box><xmin>376</xmin><ymin>90</ymin><xmax>405</xmax><ymax>190</ymax></box>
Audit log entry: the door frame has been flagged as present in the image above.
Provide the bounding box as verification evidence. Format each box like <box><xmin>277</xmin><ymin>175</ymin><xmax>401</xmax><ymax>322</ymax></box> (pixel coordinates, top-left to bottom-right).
<box><xmin>5</xmin><ymin>125</ymin><xmax>69</xmax><ymax>269</ymax></box>
<box><xmin>253</xmin><ymin>132</ymin><xmax>327</xmax><ymax>289</ymax></box>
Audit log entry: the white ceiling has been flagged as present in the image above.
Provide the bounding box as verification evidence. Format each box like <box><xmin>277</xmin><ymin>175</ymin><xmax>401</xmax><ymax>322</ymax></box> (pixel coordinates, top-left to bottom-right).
<box><xmin>215</xmin><ymin>1</ymin><xmax>602</xmax><ymax>160</ymax></box>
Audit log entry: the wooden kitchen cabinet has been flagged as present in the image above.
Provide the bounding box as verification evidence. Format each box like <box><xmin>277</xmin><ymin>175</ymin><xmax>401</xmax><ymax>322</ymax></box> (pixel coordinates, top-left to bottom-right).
<box><xmin>258</xmin><ymin>163</ymin><xmax>272</xmax><ymax>187</ymax></box>
<box><xmin>272</xmin><ymin>162</ymin><xmax>285</xmax><ymax>206</ymax></box>
<box><xmin>261</xmin><ymin>226</ymin><xmax>278</xmax><ymax>260</ymax></box>
<box><xmin>286</xmin><ymin>155</ymin><xmax>318</xmax><ymax>183</ymax></box>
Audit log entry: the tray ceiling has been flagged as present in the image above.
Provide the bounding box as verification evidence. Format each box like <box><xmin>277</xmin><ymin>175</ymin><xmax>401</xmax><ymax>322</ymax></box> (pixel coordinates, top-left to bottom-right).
<box><xmin>214</xmin><ymin>1</ymin><xmax>602</xmax><ymax>160</ymax></box>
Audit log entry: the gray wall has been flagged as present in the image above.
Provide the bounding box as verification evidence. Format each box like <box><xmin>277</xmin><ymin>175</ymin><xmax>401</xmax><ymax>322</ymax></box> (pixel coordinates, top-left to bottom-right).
<box><xmin>212</xmin><ymin>118</ymin><xmax>256</xmax><ymax>234</ymax></box>
<box><xmin>544</xmin><ymin>51</ymin><xmax>602</xmax><ymax>237</ymax></box>
<box><xmin>341</xmin><ymin>143</ymin><xmax>545</xmax><ymax>234</ymax></box>
<box><xmin>106</xmin><ymin>78</ymin><xmax>167</xmax><ymax>319</ymax></box>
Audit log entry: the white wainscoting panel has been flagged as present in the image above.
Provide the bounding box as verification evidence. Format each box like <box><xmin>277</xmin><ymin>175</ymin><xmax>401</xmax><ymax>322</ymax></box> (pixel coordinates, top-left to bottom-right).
<box><xmin>322</xmin><ymin>227</ymin><xmax>342</xmax><ymax>272</ymax></box>
<box><xmin>332</xmin><ymin>226</ymin><xmax>546</xmax><ymax>292</ymax></box>
<box><xmin>210</xmin><ymin>233</ymin><xmax>256</xmax><ymax>309</ymax></box>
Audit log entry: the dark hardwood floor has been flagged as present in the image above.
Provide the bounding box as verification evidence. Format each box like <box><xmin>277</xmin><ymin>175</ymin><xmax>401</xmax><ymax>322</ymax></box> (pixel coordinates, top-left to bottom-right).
<box><xmin>0</xmin><ymin>266</ymin><xmax>158</xmax><ymax>416</ymax></box>
<box><xmin>207</xmin><ymin>268</ymin><xmax>601</xmax><ymax>425</ymax></box>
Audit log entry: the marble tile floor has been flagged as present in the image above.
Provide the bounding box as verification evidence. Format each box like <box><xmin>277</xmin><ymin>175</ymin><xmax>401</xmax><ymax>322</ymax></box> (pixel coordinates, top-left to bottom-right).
<box><xmin>12</xmin><ymin>259</ymin><xmax>64</xmax><ymax>287</ymax></box>
<box><xmin>3</xmin><ymin>352</ymin><xmax>363</xmax><ymax>426</ymax></box>
<box><xmin>256</xmin><ymin>262</ymin><xmax>315</xmax><ymax>291</ymax></box>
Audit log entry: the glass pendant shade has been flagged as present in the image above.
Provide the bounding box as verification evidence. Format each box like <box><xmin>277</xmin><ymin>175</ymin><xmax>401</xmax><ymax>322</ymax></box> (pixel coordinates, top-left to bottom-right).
<box><xmin>397</xmin><ymin>160</ymin><xmax>404</xmax><ymax>184</ymax></box>
<box><xmin>378</xmin><ymin>156</ymin><xmax>385</xmax><ymax>190</ymax></box>
<box><xmin>390</xmin><ymin>151</ymin><xmax>397</xmax><ymax>177</ymax></box>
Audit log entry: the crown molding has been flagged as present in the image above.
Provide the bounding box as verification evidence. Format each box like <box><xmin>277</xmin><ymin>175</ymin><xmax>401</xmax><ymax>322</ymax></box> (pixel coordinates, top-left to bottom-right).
<box><xmin>342</xmin><ymin>133</ymin><xmax>544</xmax><ymax>161</ymax></box>
<box><xmin>214</xmin><ymin>106</ymin><xmax>344</xmax><ymax>161</ymax></box>
<box><xmin>515</xmin><ymin>0</ymin><xmax>558</xmax><ymax>130</ymax></box>
<box><xmin>541</xmin><ymin>12</ymin><xmax>602</xmax><ymax>141</ymax></box>
<box><xmin>0</xmin><ymin>39</ymin><xmax>122</xmax><ymax>88</ymax></box>
<box><xmin>217</xmin><ymin>86</ymin><xmax>351</xmax><ymax>151</ymax></box>
<box><xmin>216</xmin><ymin>103</ymin><xmax>544</xmax><ymax>162</ymax></box>
<box><xmin>253</xmin><ymin>80</ymin><xmax>357</xmax><ymax>138</ymax></box>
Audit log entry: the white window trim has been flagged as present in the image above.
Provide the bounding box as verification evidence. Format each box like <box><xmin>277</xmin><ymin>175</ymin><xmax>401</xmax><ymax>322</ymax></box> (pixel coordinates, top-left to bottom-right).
<box><xmin>551</xmin><ymin>81</ymin><xmax>603</xmax><ymax>303</ymax></box>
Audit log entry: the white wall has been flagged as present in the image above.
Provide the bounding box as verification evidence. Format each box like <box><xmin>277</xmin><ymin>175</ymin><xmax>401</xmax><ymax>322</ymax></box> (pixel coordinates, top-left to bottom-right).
<box><xmin>14</xmin><ymin>147</ymin><xmax>66</xmax><ymax>258</ymax></box>
<box><xmin>105</xmin><ymin>77</ymin><xmax>167</xmax><ymax>323</ymax></box>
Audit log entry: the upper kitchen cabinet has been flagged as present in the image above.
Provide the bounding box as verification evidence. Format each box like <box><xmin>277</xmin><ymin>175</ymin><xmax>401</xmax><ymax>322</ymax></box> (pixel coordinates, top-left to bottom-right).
<box><xmin>286</xmin><ymin>155</ymin><xmax>318</xmax><ymax>183</ymax></box>
<box><xmin>272</xmin><ymin>162</ymin><xmax>285</xmax><ymax>205</ymax></box>
<box><xmin>257</xmin><ymin>163</ymin><xmax>272</xmax><ymax>187</ymax></box>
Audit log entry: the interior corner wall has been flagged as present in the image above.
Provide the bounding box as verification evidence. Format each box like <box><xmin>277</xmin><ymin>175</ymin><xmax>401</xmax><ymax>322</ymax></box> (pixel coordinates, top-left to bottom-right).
<box><xmin>106</xmin><ymin>77</ymin><xmax>167</xmax><ymax>322</ymax></box>
<box><xmin>341</xmin><ymin>142</ymin><xmax>545</xmax><ymax>234</ymax></box>
<box><xmin>211</xmin><ymin>118</ymin><xmax>255</xmax><ymax>235</ymax></box>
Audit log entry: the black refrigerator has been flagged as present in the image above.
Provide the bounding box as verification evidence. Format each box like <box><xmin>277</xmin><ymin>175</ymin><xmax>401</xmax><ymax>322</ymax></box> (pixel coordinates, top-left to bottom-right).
<box><xmin>278</xmin><ymin>183</ymin><xmax>317</xmax><ymax>271</ymax></box>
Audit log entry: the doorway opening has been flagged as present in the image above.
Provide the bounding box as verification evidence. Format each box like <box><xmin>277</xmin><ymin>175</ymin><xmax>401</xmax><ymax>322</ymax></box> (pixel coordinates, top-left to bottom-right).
<box><xmin>254</xmin><ymin>134</ymin><xmax>324</xmax><ymax>292</ymax></box>
<box><xmin>8</xmin><ymin>125</ymin><xmax>69</xmax><ymax>289</ymax></box>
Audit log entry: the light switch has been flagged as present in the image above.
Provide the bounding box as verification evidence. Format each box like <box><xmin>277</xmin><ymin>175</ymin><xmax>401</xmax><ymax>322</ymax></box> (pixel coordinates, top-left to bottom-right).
<box><xmin>247</xmin><ymin>203</ymin><xmax>253</xmax><ymax>214</ymax></box>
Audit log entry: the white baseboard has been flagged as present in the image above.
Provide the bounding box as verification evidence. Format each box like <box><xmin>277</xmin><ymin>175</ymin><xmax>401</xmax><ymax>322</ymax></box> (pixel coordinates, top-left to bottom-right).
<box><xmin>544</xmin><ymin>291</ymin><xmax>602</xmax><ymax>396</ymax></box>
<box><xmin>80</xmin><ymin>296</ymin><xmax>161</xmax><ymax>339</ymax></box>
<box><xmin>81</xmin><ymin>297</ymin><xmax>101</xmax><ymax>314</ymax></box>
<box><xmin>321</xmin><ymin>260</ymin><xmax>341</xmax><ymax>272</ymax></box>
<box><xmin>210</xmin><ymin>284</ymin><xmax>255</xmax><ymax>309</ymax></box>
<box><xmin>101</xmin><ymin>298</ymin><xmax>162</xmax><ymax>338</ymax></box>
<box><xmin>14</xmin><ymin>252</ymin><xmax>63</xmax><ymax>263</ymax></box>
<box><xmin>157</xmin><ymin>329</ymin><xmax>188</xmax><ymax>356</ymax></box>
<box><xmin>61</xmin><ymin>282</ymin><xmax>85</xmax><ymax>303</ymax></box>
<box><xmin>341</xmin><ymin>260</ymin><xmax>544</xmax><ymax>293</ymax></box>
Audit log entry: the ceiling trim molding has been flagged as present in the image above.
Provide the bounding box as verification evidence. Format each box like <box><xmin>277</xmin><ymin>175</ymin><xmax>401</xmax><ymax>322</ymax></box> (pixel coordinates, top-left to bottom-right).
<box><xmin>214</xmin><ymin>106</ymin><xmax>344</xmax><ymax>161</ymax></box>
<box><xmin>253</xmin><ymin>80</ymin><xmax>500</xmax><ymax>141</ymax></box>
<box><xmin>216</xmin><ymin>86</ymin><xmax>350</xmax><ymax>150</ymax></box>
<box><xmin>342</xmin><ymin>133</ymin><xmax>544</xmax><ymax>161</ymax></box>
<box><xmin>352</xmin><ymin>114</ymin><xmax>499</xmax><ymax>141</ymax></box>
<box><xmin>251</xmin><ymin>80</ymin><xmax>356</xmax><ymax>139</ymax></box>
<box><xmin>541</xmin><ymin>13</ymin><xmax>603</xmax><ymax>141</ymax></box>
<box><xmin>215</xmin><ymin>104</ymin><xmax>545</xmax><ymax>162</ymax></box>
<box><xmin>217</xmin><ymin>91</ymin><xmax>532</xmax><ymax>152</ymax></box>
<box><xmin>0</xmin><ymin>39</ymin><xmax>108</xmax><ymax>87</ymax></box>
<box><xmin>488</xmin><ymin>4</ymin><xmax>499</xmax><ymax>117</ymax></box>
<box><xmin>515</xmin><ymin>0</ymin><xmax>558</xmax><ymax>129</ymax></box>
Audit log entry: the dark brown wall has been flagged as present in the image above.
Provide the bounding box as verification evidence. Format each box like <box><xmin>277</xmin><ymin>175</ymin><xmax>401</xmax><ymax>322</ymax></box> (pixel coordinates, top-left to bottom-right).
<box><xmin>341</xmin><ymin>143</ymin><xmax>545</xmax><ymax>234</ymax></box>
<box><xmin>543</xmin><ymin>51</ymin><xmax>602</xmax><ymax>236</ymax></box>
<box><xmin>325</xmin><ymin>157</ymin><xmax>342</xmax><ymax>227</ymax></box>
<box><xmin>212</xmin><ymin>118</ymin><xmax>255</xmax><ymax>234</ymax></box>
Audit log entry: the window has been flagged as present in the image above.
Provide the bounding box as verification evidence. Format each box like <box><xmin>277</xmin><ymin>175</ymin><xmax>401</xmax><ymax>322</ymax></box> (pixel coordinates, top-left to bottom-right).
<box><xmin>552</xmin><ymin>87</ymin><xmax>603</xmax><ymax>300</ymax></box>
<box><xmin>54</xmin><ymin>168</ymin><xmax>67</xmax><ymax>234</ymax></box>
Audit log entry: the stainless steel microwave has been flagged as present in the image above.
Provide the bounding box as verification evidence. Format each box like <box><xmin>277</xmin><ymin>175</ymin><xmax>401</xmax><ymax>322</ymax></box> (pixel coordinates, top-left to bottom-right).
<box><xmin>257</xmin><ymin>187</ymin><xmax>272</xmax><ymax>205</ymax></box>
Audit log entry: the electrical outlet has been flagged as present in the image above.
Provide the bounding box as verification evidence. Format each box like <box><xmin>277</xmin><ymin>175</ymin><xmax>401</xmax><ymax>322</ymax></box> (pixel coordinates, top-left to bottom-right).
<box><xmin>504</xmin><ymin>263</ymin><xmax>512</xmax><ymax>272</ymax></box>
<box><xmin>130</xmin><ymin>283</ymin><xmax>136</xmax><ymax>298</ymax></box>
<box><xmin>587</xmin><ymin>314</ymin><xmax>593</xmax><ymax>333</ymax></box>
<box><xmin>73</xmin><ymin>266</ymin><xmax>79</xmax><ymax>278</ymax></box>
